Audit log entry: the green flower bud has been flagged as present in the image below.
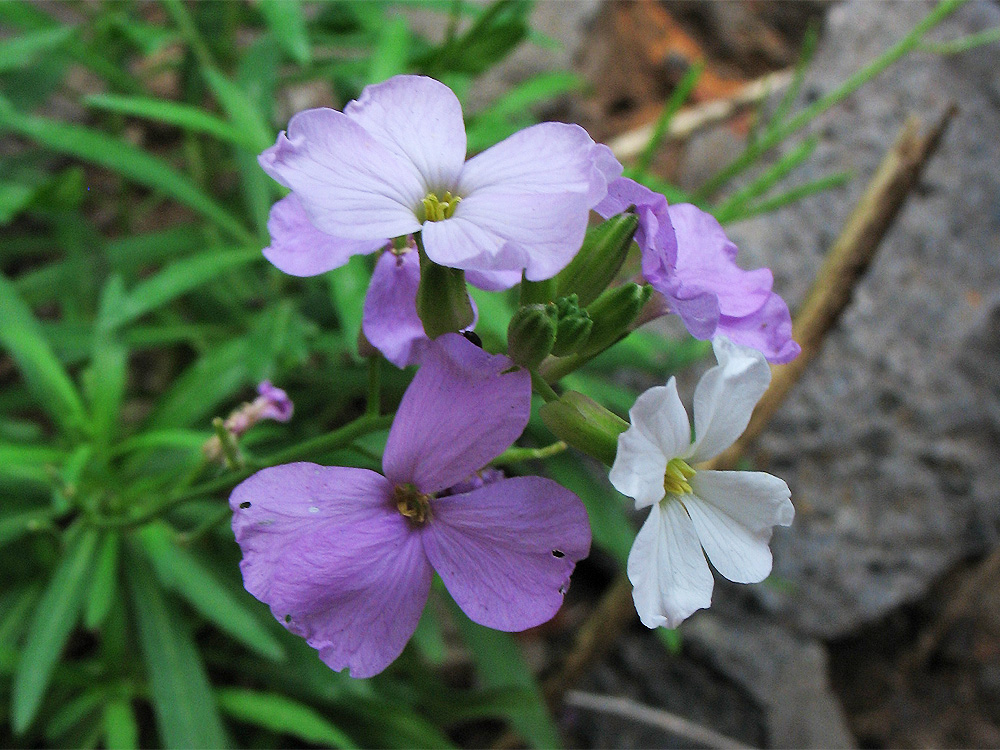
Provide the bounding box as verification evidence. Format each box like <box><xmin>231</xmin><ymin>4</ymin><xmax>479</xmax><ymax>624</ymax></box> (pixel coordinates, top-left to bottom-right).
<box><xmin>540</xmin><ymin>390</ymin><xmax>629</xmax><ymax>466</ymax></box>
<box><xmin>507</xmin><ymin>303</ymin><xmax>557</xmax><ymax>369</ymax></box>
<box><xmin>416</xmin><ymin>246</ymin><xmax>474</xmax><ymax>339</ymax></box>
<box><xmin>579</xmin><ymin>282</ymin><xmax>653</xmax><ymax>357</ymax></box>
<box><xmin>554</xmin><ymin>213</ymin><xmax>640</xmax><ymax>307</ymax></box>
<box><xmin>552</xmin><ymin>309</ymin><xmax>593</xmax><ymax>357</ymax></box>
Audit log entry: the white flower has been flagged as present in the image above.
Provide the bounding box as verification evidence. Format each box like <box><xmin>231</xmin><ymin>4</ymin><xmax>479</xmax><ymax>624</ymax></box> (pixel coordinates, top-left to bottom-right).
<box><xmin>609</xmin><ymin>337</ymin><xmax>794</xmax><ymax>629</ymax></box>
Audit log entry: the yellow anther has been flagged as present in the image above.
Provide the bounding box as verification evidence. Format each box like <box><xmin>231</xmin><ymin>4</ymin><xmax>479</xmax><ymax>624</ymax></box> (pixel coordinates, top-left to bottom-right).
<box><xmin>420</xmin><ymin>191</ymin><xmax>462</xmax><ymax>223</ymax></box>
<box><xmin>394</xmin><ymin>483</ymin><xmax>432</xmax><ymax>525</ymax></box>
<box><xmin>663</xmin><ymin>458</ymin><xmax>695</xmax><ymax>496</ymax></box>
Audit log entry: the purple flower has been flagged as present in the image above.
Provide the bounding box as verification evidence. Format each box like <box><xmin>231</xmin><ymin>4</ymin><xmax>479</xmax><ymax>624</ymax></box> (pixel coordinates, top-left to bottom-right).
<box><xmin>229</xmin><ymin>334</ymin><xmax>591</xmax><ymax>678</ymax></box>
<box><xmin>259</xmin><ymin>75</ymin><xmax>621</xmax><ymax>283</ymax></box>
<box><xmin>254</xmin><ymin>380</ymin><xmax>294</xmax><ymax>423</ymax></box>
<box><xmin>595</xmin><ymin>177</ymin><xmax>800</xmax><ymax>364</ymax></box>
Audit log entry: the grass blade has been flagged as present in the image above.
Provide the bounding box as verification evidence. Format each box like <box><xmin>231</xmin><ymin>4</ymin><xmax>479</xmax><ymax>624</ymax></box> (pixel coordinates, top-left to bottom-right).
<box><xmin>137</xmin><ymin>522</ymin><xmax>285</xmax><ymax>661</ymax></box>
<box><xmin>217</xmin><ymin>688</ymin><xmax>358</xmax><ymax>749</ymax></box>
<box><xmin>0</xmin><ymin>26</ymin><xmax>75</xmax><ymax>73</ymax></box>
<box><xmin>84</xmin><ymin>532</ymin><xmax>120</xmax><ymax>629</ymax></box>
<box><xmin>0</xmin><ymin>97</ymin><xmax>252</xmax><ymax>242</ymax></box>
<box><xmin>12</xmin><ymin>526</ymin><xmax>100</xmax><ymax>733</ymax></box>
<box><xmin>0</xmin><ymin>271</ymin><xmax>88</xmax><ymax>436</ymax></box>
<box><xmin>103</xmin><ymin>698</ymin><xmax>140</xmax><ymax>750</ymax></box>
<box><xmin>257</xmin><ymin>0</ymin><xmax>312</xmax><ymax>66</ymax></box>
<box><xmin>125</xmin><ymin>545</ymin><xmax>229</xmax><ymax>749</ymax></box>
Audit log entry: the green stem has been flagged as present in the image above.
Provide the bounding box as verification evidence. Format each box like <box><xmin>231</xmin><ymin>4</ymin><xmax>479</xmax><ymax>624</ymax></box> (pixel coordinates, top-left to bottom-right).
<box><xmin>530</xmin><ymin>370</ymin><xmax>559</xmax><ymax>403</ymax></box>
<box><xmin>92</xmin><ymin>413</ymin><xmax>394</xmax><ymax>529</ymax></box>
<box><xmin>493</xmin><ymin>441</ymin><xmax>567</xmax><ymax>465</ymax></box>
<box><xmin>367</xmin><ymin>356</ymin><xmax>382</xmax><ymax>416</ymax></box>
<box><xmin>694</xmin><ymin>0</ymin><xmax>969</xmax><ymax>200</ymax></box>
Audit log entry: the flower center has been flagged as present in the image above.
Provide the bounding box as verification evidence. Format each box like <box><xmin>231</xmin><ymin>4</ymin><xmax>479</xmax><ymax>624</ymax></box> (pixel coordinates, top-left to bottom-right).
<box><xmin>394</xmin><ymin>483</ymin><xmax>432</xmax><ymax>525</ymax></box>
<box><xmin>420</xmin><ymin>191</ymin><xmax>461</xmax><ymax>223</ymax></box>
<box><xmin>663</xmin><ymin>457</ymin><xmax>695</xmax><ymax>496</ymax></box>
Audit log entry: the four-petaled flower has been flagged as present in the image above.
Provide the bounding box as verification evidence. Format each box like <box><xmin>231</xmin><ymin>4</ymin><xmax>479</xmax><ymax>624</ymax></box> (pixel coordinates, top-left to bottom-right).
<box><xmin>609</xmin><ymin>337</ymin><xmax>794</xmax><ymax>629</ymax></box>
<box><xmin>230</xmin><ymin>334</ymin><xmax>591</xmax><ymax>677</ymax></box>
<box><xmin>595</xmin><ymin>177</ymin><xmax>800</xmax><ymax>364</ymax></box>
<box><xmin>259</xmin><ymin>74</ymin><xmax>621</xmax><ymax>286</ymax></box>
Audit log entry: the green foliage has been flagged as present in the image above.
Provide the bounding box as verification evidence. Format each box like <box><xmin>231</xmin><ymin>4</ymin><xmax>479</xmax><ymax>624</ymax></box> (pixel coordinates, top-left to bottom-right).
<box><xmin>0</xmin><ymin>0</ymin><xmax>969</xmax><ymax>747</ymax></box>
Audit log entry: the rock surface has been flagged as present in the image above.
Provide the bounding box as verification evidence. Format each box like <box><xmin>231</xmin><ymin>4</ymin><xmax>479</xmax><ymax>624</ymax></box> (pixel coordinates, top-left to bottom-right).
<box><xmin>722</xmin><ymin>0</ymin><xmax>1000</xmax><ymax>637</ymax></box>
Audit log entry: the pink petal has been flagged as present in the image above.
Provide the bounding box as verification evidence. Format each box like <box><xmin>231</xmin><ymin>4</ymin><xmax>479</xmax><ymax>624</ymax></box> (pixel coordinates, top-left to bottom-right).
<box><xmin>422</xmin><ymin>476</ymin><xmax>591</xmax><ymax>631</ymax></box>
<box><xmin>382</xmin><ymin>334</ymin><xmax>530</xmax><ymax>494</ymax></box>
<box><xmin>259</xmin><ymin>108</ymin><xmax>423</xmax><ymax>241</ymax></box>
<box><xmin>344</xmin><ymin>75</ymin><xmax>466</xmax><ymax>194</ymax></box>
<box><xmin>230</xmin><ymin>463</ymin><xmax>432</xmax><ymax>678</ymax></box>
<box><xmin>362</xmin><ymin>250</ymin><xmax>428</xmax><ymax>369</ymax></box>
<box><xmin>263</xmin><ymin>195</ymin><xmax>383</xmax><ymax>276</ymax></box>
<box><xmin>717</xmin><ymin>293</ymin><xmax>801</xmax><ymax>365</ymax></box>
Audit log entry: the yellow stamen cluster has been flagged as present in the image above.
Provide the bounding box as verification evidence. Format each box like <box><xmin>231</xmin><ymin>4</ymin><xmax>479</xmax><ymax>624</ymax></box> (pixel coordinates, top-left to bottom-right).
<box><xmin>394</xmin><ymin>483</ymin><xmax>432</xmax><ymax>525</ymax></box>
<box><xmin>420</xmin><ymin>191</ymin><xmax>461</xmax><ymax>222</ymax></box>
<box><xmin>663</xmin><ymin>457</ymin><xmax>696</xmax><ymax>496</ymax></box>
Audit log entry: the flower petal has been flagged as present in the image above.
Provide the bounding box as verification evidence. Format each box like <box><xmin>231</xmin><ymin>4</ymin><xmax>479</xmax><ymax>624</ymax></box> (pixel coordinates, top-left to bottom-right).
<box><xmin>594</xmin><ymin>177</ymin><xmax>678</xmax><ymax>275</ymax></box>
<box><xmin>362</xmin><ymin>250</ymin><xmax>428</xmax><ymax>369</ymax></box>
<box><xmin>609</xmin><ymin>423</ymin><xmax>668</xmax><ymax>509</ymax></box>
<box><xmin>690</xmin><ymin>337</ymin><xmax>771</xmax><ymax>462</ymax></box>
<box><xmin>718</xmin><ymin>292</ymin><xmax>801</xmax><ymax>365</ymax></box>
<box><xmin>382</xmin><ymin>334</ymin><xmax>530</xmax><ymax>493</ymax></box>
<box><xmin>457</xmin><ymin>122</ymin><xmax>603</xmax><ymax>199</ymax></box>
<box><xmin>684</xmin><ymin>470</ymin><xmax>793</xmax><ymax>584</ymax></box>
<box><xmin>344</xmin><ymin>75</ymin><xmax>466</xmax><ymax>193</ymax></box>
<box><xmin>230</xmin><ymin>463</ymin><xmax>432</xmax><ymax>678</ymax></box>
<box><xmin>465</xmin><ymin>267</ymin><xmax>523</xmax><ymax>292</ymax></box>
<box><xmin>259</xmin><ymin>108</ymin><xmax>423</xmax><ymax>241</ymax></box>
<box><xmin>263</xmin><ymin>194</ymin><xmax>382</xmax><ymax>276</ymax></box>
<box><xmin>669</xmin><ymin>203</ymin><xmax>773</xmax><ymax>318</ymax></box>
<box><xmin>630</xmin><ymin>379</ymin><xmax>692</xmax><ymax>460</ymax></box>
<box><xmin>627</xmin><ymin>500</ymin><xmax>714</xmax><ymax>629</ymax></box>
<box><xmin>422</xmin><ymin>476</ymin><xmax>591</xmax><ymax>631</ymax></box>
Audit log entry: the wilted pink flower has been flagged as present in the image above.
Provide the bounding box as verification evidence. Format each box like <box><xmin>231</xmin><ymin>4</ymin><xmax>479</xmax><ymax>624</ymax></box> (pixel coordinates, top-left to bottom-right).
<box><xmin>595</xmin><ymin>177</ymin><xmax>799</xmax><ymax>364</ymax></box>
<box><xmin>229</xmin><ymin>335</ymin><xmax>591</xmax><ymax>677</ymax></box>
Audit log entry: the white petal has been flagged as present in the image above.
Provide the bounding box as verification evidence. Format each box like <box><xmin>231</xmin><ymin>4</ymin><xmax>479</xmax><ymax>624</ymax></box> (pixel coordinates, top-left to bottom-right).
<box><xmin>684</xmin><ymin>471</ymin><xmax>793</xmax><ymax>584</ymax></box>
<box><xmin>344</xmin><ymin>75</ymin><xmax>466</xmax><ymax>193</ymax></box>
<box><xmin>609</xmin><ymin>427</ymin><xmax>667</xmax><ymax>510</ymax></box>
<box><xmin>627</xmin><ymin>501</ymin><xmax>714</xmax><ymax>629</ymax></box>
<box><xmin>420</xmin><ymin>215</ymin><xmax>505</xmax><ymax>266</ymax></box>
<box><xmin>690</xmin><ymin>337</ymin><xmax>771</xmax><ymax>462</ymax></box>
<box><xmin>629</xmin><ymin>380</ymin><xmax>692</xmax><ymax>460</ymax></box>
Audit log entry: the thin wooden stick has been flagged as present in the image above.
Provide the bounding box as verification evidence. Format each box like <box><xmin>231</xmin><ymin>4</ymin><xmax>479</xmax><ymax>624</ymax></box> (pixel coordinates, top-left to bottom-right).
<box><xmin>518</xmin><ymin>108</ymin><xmax>958</xmax><ymax>745</ymax></box>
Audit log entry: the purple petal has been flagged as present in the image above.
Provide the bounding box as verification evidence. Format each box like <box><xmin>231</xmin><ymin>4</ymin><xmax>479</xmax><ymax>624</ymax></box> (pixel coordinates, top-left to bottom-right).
<box><xmin>458</xmin><ymin>122</ymin><xmax>601</xmax><ymax>199</ymax></box>
<box><xmin>668</xmin><ymin>204</ymin><xmax>772</xmax><ymax>319</ymax></box>
<box><xmin>259</xmin><ymin>109</ymin><xmax>423</xmax><ymax>241</ymax></box>
<box><xmin>717</xmin><ymin>293</ymin><xmax>801</xmax><ymax>364</ymax></box>
<box><xmin>256</xmin><ymin>380</ymin><xmax>293</xmax><ymax>422</ymax></box>
<box><xmin>587</xmin><ymin>144</ymin><xmax>625</xmax><ymax>205</ymax></box>
<box><xmin>362</xmin><ymin>250</ymin><xmax>428</xmax><ymax>369</ymax></box>
<box><xmin>230</xmin><ymin>464</ymin><xmax>432</xmax><ymax>678</ymax></box>
<box><xmin>263</xmin><ymin>195</ymin><xmax>382</xmax><ymax>277</ymax></box>
<box><xmin>594</xmin><ymin>177</ymin><xmax>678</xmax><ymax>277</ymax></box>
<box><xmin>422</xmin><ymin>476</ymin><xmax>591</xmax><ymax>631</ymax></box>
<box><xmin>382</xmin><ymin>334</ymin><xmax>530</xmax><ymax>494</ymax></box>
<box><xmin>344</xmin><ymin>75</ymin><xmax>466</xmax><ymax>194</ymax></box>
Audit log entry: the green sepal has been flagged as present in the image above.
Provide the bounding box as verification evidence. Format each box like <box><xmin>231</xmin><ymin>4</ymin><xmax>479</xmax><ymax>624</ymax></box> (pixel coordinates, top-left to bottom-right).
<box><xmin>507</xmin><ymin>303</ymin><xmax>557</xmax><ymax>369</ymax></box>
<box><xmin>579</xmin><ymin>282</ymin><xmax>653</xmax><ymax>357</ymax></box>
<box><xmin>555</xmin><ymin>213</ymin><xmax>639</xmax><ymax>306</ymax></box>
<box><xmin>539</xmin><ymin>391</ymin><xmax>629</xmax><ymax>467</ymax></box>
<box><xmin>519</xmin><ymin>276</ymin><xmax>557</xmax><ymax>306</ymax></box>
<box><xmin>416</xmin><ymin>245</ymin><xmax>474</xmax><ymax>338</ymax></box>
<box><xmin>551</xmin><ymin>294</ymin><xmax>593</xmax><ymax>356</ymax></box>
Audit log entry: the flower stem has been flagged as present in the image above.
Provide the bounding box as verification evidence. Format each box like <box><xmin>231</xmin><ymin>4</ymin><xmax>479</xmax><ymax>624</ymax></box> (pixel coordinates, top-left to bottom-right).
<box><xmin>530</xmin><ymin>370</ymin><xmax>559</xmax><ymax>403</ymax></box>
<box><xmin>367</xmin><ymin>356</ymin><xmax>382</xmax><ymax>416</ymax></box>
<box><xmin>493</xmin><ymin>441</ymin><xmax>567</xmax><ymax>466</ymax></box>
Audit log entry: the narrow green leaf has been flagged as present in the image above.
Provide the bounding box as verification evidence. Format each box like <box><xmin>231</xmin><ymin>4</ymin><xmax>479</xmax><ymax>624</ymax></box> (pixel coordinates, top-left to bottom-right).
<box><xmin>453</xmin><ymin>605</ymin><xmax>561</xmax><ymax>749</ymax></box>
<box><xmin>103</xmin><ymin>698</ymin><xmax>140</xmax><ymax>750</ymax></box>
<box><xmin>138</xmin><ymin>522</ymin><xmax>285</xmax><ymax>660</ymax></box>
<box><xmin>110</xmin><ymin>429</ymin><xmax>207</xmax><ymax>457</ymax></box>
<box><xmin>0</xmin><ymin>584</ymin><xmax>42</xmax><ymax>658</ymax></box>
<box><xmin>0</xmin><ymin>272</ymin><xmax>88</xmax><ymax>435</ymax></box>
<box><xmin>217</xmin><ymin>688</ymin><xmax>358</xmax><ymax>749</ymax></box>
<box><xmin>0</xmin><ymin>182</ymin><xmax>37</xmax><ymax>224</ymax></box>
<box><xmin>45</xmin><ymin>689</ymin><xmax>104</xmax><ymax>741</ymax></box>
<box><xmin>0</xmin><ymin>444</ymin><xmax>63</xmax><ymax>484</ymax></box>
<box><xmin>108</xmin><ymin>247</ymin><xmax>262</xmax><ymax>329</ymax></box>
<box><xmin>0</xmin><ymin>98</ymin><xmax>252</xmax><ymax>242</ymax></box>
<box><xmin>125</xmin><ymin>546</ymin><xmax>229</xmax><ymax>749</ymax></box>
<box><xmin>103</xmin><ymin>225</ymin><xmax>204</xmax><ymax>274</ymax></box>
<box><xmin>202</xmin><ymin>67</ymin><xmax>272</xmax><ymax>153</ymax></box>
<box><xmin>84</xmin><ymin>93</ymin><xmax>259</xmax><ymax>150</ymax></box>
<box><xmin>257</xmin><ymin>0</ymin><xmax>311</xmax><ymax>65</ymax></box>
<box><xmin>84</xmin><ymin>532</ymin><xmax>120</xmax><ymax>629</ymax></box>
<box><xmin>0</xmin><ymin>25</ymin><xmax>75</xmax><ymax>73</ymax></box>
<box><xmin>329</xmin><ymin>255</ymin><xmax>372</xmax><ymax>358</ymax></box>
<box><xmin>12</xmin><ymin>526</ymin><xmax>100</xmax><ymax>733</ymax></box>
<box><xmin>0</xmin><ymin>509</ymin><xmax>53</xmax><ymax>549</ymax></box>
<box><xmin>88</xmin><ymin>277</ymin><xmax>128</xmax><ymax>445</ymax></box>
<box><xmin>368</xmin><ymin>15</ymin><xmax>410</xmax><ymax>84</ymax></box>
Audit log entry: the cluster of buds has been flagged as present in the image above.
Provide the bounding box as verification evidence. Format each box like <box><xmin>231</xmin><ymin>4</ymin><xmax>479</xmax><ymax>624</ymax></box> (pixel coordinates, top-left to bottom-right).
<box><xmin>203</xmin><ymin>381</ymin><xmax>293</xmax><ymax>466</ymax></box>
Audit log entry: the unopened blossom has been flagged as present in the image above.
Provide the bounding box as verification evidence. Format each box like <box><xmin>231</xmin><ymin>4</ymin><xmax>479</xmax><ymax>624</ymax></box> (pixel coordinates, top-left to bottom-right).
<box><xmin>230</xmin><ymin>334</ymin><xmax>591</xmax><ymax>677</ymax></box>
<box><xmin>205</xmin><ymin>381</ymin><xmax>293</xmax><ymax>461</ymax></box>
<box><xmin>259</xmin><ymin>74</ymin><xmax>621</xmax><ymax>284</ymax></box>
<box><xmin>609</xmin><ymin>337</ymin><xmax>794</xmax><ymax>629</ymax></box>
<box><xmin>595</xmin><ymin>177</ymin><xmax>799</xmax><ymax>364</ymax></box>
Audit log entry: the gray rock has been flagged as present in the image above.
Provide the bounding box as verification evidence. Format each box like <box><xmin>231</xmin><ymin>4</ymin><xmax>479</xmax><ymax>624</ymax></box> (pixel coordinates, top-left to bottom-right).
<box><xmin>720</xmin><ymin>0</ymin><xmax>1000</xmax><ymax>637</ymax></box>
